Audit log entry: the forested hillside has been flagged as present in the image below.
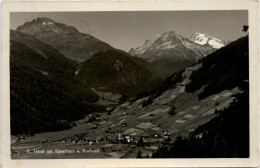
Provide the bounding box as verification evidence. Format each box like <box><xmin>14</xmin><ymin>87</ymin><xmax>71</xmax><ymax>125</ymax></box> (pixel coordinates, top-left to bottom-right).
<box><xmin>151</xmin><ymin>36</ymin><xmax>249</xmax><ymax>158</ymax></box>
<box><xmin>76</xmin><ymin>50</ymin><xmax>162</xmax><ymax>98</ymax></box>
<box><xmin>186</xmin><ymin>35</ymin><xmax>248</xmax><ymax>99</ymax></box>
<box><xmin>10</xmin><ymin>31</ymin><xmax>103</xmax><ymax>135</ymax></box>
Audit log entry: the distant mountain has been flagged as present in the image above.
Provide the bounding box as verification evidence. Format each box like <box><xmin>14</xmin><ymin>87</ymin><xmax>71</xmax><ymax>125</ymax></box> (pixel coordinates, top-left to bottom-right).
<box><xmin>129</xmin><ymin>31</ymin><xmax>227</xmax><ymax>77</ymax></box>
<box><xmin>190</xmin><ymin>32</ymin><xmax>229</xmax><ymax>49</ymax></box>
<box><xmin>129</xmin><ymin>40</ymin><xmax>153</xmax><ymax>55</ymax></box>
<box><xmin>10</xmin><ymin>30</ymin><xmax>103</xmax><ymax>135</ymax></box>
<box><xmin>16</xmin><ymin>17</ymin><xmax>113</xmax><ymax>62</ymax></box>
<box><xmin>129</xmin><ymin>31</ymin><xmax>212</xmax><ymax>61</ymax></box>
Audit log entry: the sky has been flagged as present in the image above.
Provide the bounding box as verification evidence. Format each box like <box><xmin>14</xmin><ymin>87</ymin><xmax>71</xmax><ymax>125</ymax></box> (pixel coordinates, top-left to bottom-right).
<box><xmin>10</xmin><ymin>11</ymin><xmax>248</xmax><ymax>51</ymax></box>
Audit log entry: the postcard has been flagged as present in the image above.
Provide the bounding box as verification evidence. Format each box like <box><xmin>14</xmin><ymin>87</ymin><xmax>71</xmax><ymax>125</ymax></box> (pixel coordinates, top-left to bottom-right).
<box><xmin>1</xmin><ymin>1</ymin><xmax>259</xmax><ymax>167</ymax></box>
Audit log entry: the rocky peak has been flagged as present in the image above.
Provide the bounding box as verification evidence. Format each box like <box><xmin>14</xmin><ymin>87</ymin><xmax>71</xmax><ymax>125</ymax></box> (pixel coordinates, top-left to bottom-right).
<box><xmin>144</xmin><ymin>40</ymin><xmax>153</xmax><ymax>48</ymax></box>
<box><xmin>16</xmin><ymin>17</ymin><xmax>79</xmax><ymax>35</ymax></box>
<box><xmin>152</xmin><ymin>31</ymin><xmax>187</xmax><ymax>48</ymax></box>
<box><xmin>159</xmin><ymin>31</ymin><xmax>183</xmax><ymax>41</ymax></box>
<box><xmin>190</xmin><ymin>32</ymin><xmax>225</xmax><ymax>49</ymax></box>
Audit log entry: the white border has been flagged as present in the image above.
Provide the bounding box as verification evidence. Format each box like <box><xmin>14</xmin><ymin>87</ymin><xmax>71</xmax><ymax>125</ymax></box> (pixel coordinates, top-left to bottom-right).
<box><xmin>1</xmin><ymin>1</ymin><xmax>259</xmax><ymax>168</ymax></box>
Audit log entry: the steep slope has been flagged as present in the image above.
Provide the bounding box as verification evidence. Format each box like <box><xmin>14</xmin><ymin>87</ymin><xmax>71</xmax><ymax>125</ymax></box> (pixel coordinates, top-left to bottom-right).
<box><xmin>129</xmin><ymin>31</ymin><xmax>217</xmax><ymax>77</ymax></box>
<box><xmin>10</xmin><ymin>30</ymin><xmax>76</xmax><ymax>76</ymax></box>
<box><xmin>16</xmin><ymin>17</ymin><xmax>113</xmax><ymax>62</ymax></box>
<box><xmin>75</xmin><ymin>50</ymin><xmax>161</xmax><ymax>98</ymax></box>
<box><xmin>166</xmin><ymin>87</ymin><xmax>249</xmax><ymax>158</ymax></box>
<box><xmin>152</xmin><ymin>35</ymin><xmax>249</xmax><ymax>158</ymax></box>
<box><xmin>186</xmin><ymin>35</ymin><xmax>249</xmax><ymax>99</ymax></box>
<box><xmin>10</xmin><ymin>30</ymin><xmax>102</xmax><ymax>135</ymax></box>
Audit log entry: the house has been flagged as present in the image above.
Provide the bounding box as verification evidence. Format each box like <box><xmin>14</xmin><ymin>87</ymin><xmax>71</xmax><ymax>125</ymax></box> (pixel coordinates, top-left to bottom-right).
<box><xmin>91</xmin><ymin>124</ymin><xmax>98</xmax><ymax>129</ymax></box>
<box><xmin>89</xmin><ymin>141</ymin><xmax>94</xmax><ymax>145</ymax></box>
<box><xmin>61</xmin><ymin>140</ymin><xmax>67</xmax><ymax>143</ymax></box>
<box><xmin>117</xmin><ymin>133</ymin><xmax>123</xmax><ymax>141</ymax></box>
<box><xmin>41</xmin><ymin>140</ymin><xmax>49</xmax><ymax>143</ymax></box>
<box><xmin>124</xmin><ymin>135</ymin><xmax>131</xmax><ymax>143</ymax></box>
<box><xmin>71</xmin><ymin>139</ymin><xmax>77</xmax><ymax>144</ymax></box>
<box><xmin>79</xmin><ymin>139</ymin><xmax>86</xmax><ymax>142</ymax></box>
<box><xmin>143</xmin><ymin>138</ymin><xmax>151</xmax><ymax>146</ymax></box>
<box><xmin>121</xmin><ymin>123</ymin><xmax>127</xmax><ymax>127</ymax></box>
<box><xmin>154</xmin><ymin>134</ymin><xmax>160</xmax><ymax>138</ymax></box>
<box><xmin>196</xmin><ymin>133</ymin><xmax>203</xmax><ymax>139</ymax></box>
<box><xmin>162</xmin><ymin>130</ymin><xmax>167</xmax><ymax>135</ymax></box>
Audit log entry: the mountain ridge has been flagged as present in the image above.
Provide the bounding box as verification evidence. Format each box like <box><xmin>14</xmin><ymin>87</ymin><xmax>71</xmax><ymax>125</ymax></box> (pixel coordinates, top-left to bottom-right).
<box><xmin>129</xmin><ymin>31</ymin><xmax>227</xmax><ymax>58</ymax></box>
<box><xmin>128</xmin><ymin>31</ymin><xmax>228</xmax><ymax>77</ymax></box>
<box><xmin>16</xmin><ymin>17</ymin><xmax>114</xmax><ymax>63</ymax></box>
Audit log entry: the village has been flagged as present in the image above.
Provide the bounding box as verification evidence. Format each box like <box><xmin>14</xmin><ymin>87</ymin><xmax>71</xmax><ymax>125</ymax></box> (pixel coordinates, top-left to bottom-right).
<box><xmin>10</xmin><ymin>65</ymin><xmax>239</xmax><ymax>159</ymax></box>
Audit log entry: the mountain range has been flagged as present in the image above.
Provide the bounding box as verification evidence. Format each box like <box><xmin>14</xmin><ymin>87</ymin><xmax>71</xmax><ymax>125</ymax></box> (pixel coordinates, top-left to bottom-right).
<box><xmin>10</xmin><ymin>17</ymin><xmax>244</xmax><ymax>138</ymax></box>
<box><xmin>14</xmin><ymin>17</ymin><xmax>162</xmax><ymax>96</ymax></box>
<box><xmin>10</xmin><ymin>17</ymin><xmax>162</xmax><ymax>134</ymax></box>
<box><xmin>129</xmin><ymin>31</ymin><xmax>228</xmax><ymax>77</ymax></box>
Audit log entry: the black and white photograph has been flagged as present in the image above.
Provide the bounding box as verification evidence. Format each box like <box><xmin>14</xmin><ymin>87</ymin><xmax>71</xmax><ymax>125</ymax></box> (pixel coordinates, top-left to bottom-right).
<box><xmin>1</xmin><ymin>1</ymin><xmax>259</xmax><ymax>167</ymax></box>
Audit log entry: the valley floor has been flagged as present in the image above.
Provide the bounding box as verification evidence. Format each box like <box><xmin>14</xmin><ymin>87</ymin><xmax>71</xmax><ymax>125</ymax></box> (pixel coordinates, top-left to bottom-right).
<box><xmin>11</xmin><ymin>65</ymin><xmax>240</xmax><ymax>159</ymax></box>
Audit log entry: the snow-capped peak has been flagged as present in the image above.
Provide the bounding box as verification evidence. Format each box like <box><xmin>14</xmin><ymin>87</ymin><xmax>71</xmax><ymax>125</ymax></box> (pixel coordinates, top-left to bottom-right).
<box><xmin>190</xmin><ymin>33</ymin><xmax>210</xmax><ymax>45</ymax></box>
<box><xmin>190</xmin><ymin>32</ymin><xmax>225</xmax><ymax>49</ymax></box>
<box><xmin>129</xmin><ymin>30</ymin><xmax>227</xmax><ymax>60</ymax></box>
